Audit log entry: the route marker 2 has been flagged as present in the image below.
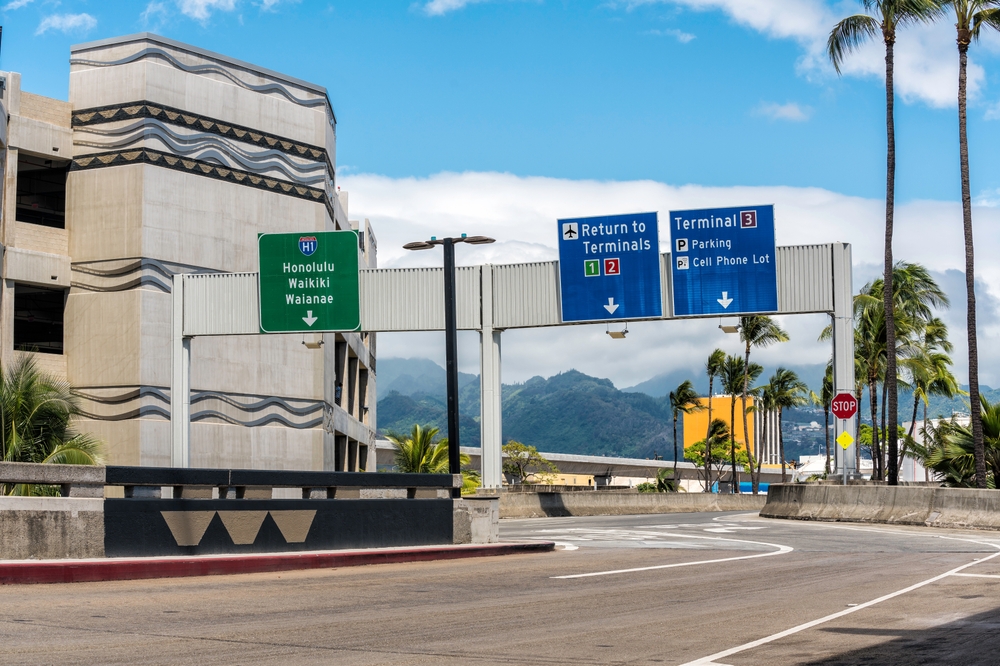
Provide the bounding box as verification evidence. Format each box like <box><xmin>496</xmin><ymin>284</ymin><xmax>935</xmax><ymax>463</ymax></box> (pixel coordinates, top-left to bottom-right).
<box><xmin>557</xmin><ymin>212</ymin><xmax>662</xmax><ymax>323</ymax></box>
<box><xmin>669</xmin><ymin>204</ymin><xmax>778</xmax><ymax>316</ymax></box>
<box><xmin>258</xmin><ymin>230</ymin><xmax>361</xmax><ymax>333</ymax></box>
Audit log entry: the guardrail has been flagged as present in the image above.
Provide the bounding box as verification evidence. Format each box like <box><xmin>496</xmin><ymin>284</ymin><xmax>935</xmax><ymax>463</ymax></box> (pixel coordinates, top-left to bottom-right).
<box><xmin>0</xmin><ymin>463</ymin><xmax>461</xmax><ymax>500</ymax></box>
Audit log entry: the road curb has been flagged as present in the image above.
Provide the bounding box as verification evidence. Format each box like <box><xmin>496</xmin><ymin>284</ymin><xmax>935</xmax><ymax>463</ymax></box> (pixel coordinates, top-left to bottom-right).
<box><xmin>0</xmin><ymin>542</ymin><xmax>555</xmax><ymax>585</ymax></box>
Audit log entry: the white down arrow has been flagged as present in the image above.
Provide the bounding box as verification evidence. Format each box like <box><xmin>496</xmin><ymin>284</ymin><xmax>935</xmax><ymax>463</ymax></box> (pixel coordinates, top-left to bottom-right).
<box><xmin>604</xmin><ymin>298</ymin><xmax>619</xmax><ymax>315</ymax></box>
<box><xmin>303</xmin><ymin>310</ymin><xmax>318</xmax><ymax>326</ymax></box>
<box><xmin>717</xmin><ymin>292</ymin><xmax>733</xmax><ymax>309</ymax></box>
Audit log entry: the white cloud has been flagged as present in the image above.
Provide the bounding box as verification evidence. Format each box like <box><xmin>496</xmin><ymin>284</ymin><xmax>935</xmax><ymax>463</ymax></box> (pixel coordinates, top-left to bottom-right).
<box><xmin>975</xmin><ymin>188</ymin><xmax>1000</xmax><ymax>207</ymax></box>
<box><xmin>259</xmin><ymin>0</ymin><xmax>297</xmax><ymax>10</ymax></box>
<box><xmin>756</xmin><ymin>101</ymin><xmax>811</xmax><ymax>121</ymax></box>
<box><xmin>986</xmin><ymin>101</ymin><xmax>1000</xmax><ymax>121</ymax></box>
<box><xmin>2</xmin><ymin>0</ymin><xmax>34</xmax><ymax>11</ymax></box>
<box><xmin>141</xmin><ymin>1</ymin><xmax>169</xmax><ymax>27</ymax></box>
<box><xmin>177</xmin><ymin>0</ymin><xmax>238</xmax><ymax>21</ymax></box>
<box><xmin>646</xmin><ymin>28</ymin><xmax>696</xmax><ymax>43</ymax></box>
<box><xmin>423</xmin><ymin>0</ymin><xmax>489</xmax><ymax>16</ymax></box>
<box><xmin>35</xmin><ymin>13</ymin><xmax>97</xmax><ymax>36</ymax></box>
<box><xmin>612</xmin><ymin>0</ymin><xmax>986</xmax><ymax>109</ymax></box>
<box><xmin>342</xmin><ymin>171</ymin><xmax>1000</xmax><ymax>389</ymax></box>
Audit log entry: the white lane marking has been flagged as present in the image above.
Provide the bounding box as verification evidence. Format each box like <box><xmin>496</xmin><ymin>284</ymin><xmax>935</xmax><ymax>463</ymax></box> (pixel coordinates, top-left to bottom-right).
<box><xmin>678</xmin><ymin>542</ymin><xmax>1000</xmax><ymax>666</ymax></box>
<box><xmin>551</xmin><ymin>533</ymin><xmax>793</xmax><ymax>579</ymax></box>
<box><xmin>950</xmin><ymin>572</ymin><xmax>1000</xmax><ymax>579</ymax></box>
<box><xmin>747</xmin><ymin>516</ymin><xmax>1000</xmax><ymax>544</ymax></box>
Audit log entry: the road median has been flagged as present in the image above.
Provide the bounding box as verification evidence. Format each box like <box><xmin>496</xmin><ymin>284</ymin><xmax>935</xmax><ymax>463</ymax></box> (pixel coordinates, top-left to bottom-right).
<box><xmin>501</xmin><ymin>490</ymin><xmax>766</xmax><ymax>518</ymax></box>
<box><xmin>761</xmin><ymin>483</ymin><xmax>1000</xmax><ymax>530</ymax></box>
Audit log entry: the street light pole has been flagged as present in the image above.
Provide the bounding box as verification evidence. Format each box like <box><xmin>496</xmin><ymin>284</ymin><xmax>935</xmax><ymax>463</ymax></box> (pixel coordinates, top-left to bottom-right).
<box><xmin>442</xmin><ymin>238</ymin><xmax>461</xmax><ymax>489</ymax></box>
<box><xmin>404</xmin><ymin>234</ymin><xmax>496</xmax><ymax>498</ymax></box>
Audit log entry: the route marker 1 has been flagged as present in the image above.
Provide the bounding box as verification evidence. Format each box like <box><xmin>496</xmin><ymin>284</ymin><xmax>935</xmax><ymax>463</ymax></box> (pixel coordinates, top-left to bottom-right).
<box><xmin>669</xmin><ymin>204</ymin><xmax>778</xmax><ymax>316</ymax></box>
<box><xmin>557</xmin><ymin>211</ymin><xmax>662</xmax><ymax>323</ymax></box>
<box><xmin>831</xmin><ymin>392</ymin><xmax>859</xmax><ymax>420</ymax></box>
<box><xmin>258</xmin><ymin>230</ymin><xmax>361</xmax><ymax>333</ymax></box>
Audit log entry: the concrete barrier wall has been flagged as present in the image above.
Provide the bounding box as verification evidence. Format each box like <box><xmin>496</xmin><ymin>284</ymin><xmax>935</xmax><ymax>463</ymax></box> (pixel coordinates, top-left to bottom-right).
<box><xmin>761</xmin><ymin>484</ymin><xmax>1000</xmax><ymax>530</ymax></box>
<box><xmin>500</xmin><ymin>492</ymin><xmax>767</xmax><ymax>519</ymax></box>
<box><xmin>0</xmin><ymin>497</ymin><xmax>105</xmax><ymax>559</ymax></box>
<box><xmin>0</xmin><ymin>496</ymin><xmax>497</xmax><ymax>560</ymax></box>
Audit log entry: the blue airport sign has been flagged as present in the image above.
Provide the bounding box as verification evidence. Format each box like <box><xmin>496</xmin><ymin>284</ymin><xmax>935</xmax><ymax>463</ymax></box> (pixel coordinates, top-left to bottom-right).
<box><xmin>557</xmin><ymin>211</ymin><xmax>662</xmax><ymax>323</ymax></box>
<box><xmin>669</xmin><ymin>204</ymin><xmax>777</xmax><ymax>317</ymax></box>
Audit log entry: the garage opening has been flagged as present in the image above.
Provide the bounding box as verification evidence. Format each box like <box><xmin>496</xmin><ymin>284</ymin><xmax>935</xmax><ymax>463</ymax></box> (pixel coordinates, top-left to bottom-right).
<box><xmin>14</xmin><ymin>284</ymin><xmax>66</xmax><ymax>354</ymax></box>
<box><xmin>16</xmin><ymin>153</ymin><xmax>70</xmax><ymax>229</ymax></box>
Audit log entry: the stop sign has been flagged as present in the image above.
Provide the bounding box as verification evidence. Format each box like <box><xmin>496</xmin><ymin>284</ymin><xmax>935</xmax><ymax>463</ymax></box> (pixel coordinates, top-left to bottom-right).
<box><xmin>831</xmin><ymin>392</ymin><xmax>858</xmax><ymax>420</ymax></box>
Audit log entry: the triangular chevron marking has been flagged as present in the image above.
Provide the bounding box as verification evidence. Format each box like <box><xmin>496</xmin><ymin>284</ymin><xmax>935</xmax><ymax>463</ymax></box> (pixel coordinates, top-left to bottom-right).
<box><xmin>160</xmin><ymin>511</ymin><xmax>215</xmax><ymax>546</ymax></box>
<box><xmin>217</xmin><ymin>511</ymin><xmax>268</xmax><ymax>545</ymax></box>
<box><xmin>269</xmin><ymin>510</ymin><xmax>317</xmax><ymax>543</ymax></box>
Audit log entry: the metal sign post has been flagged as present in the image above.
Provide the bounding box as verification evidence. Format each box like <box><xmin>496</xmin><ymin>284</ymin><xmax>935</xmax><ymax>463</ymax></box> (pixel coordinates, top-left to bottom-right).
<box><xmin>669</xmin><ymin>205</ymin><xmax>778</xmax><ymax>316</ymax></box>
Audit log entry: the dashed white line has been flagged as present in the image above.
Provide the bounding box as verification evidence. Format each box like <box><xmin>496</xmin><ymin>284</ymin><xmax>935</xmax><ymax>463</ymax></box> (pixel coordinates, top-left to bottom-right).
<box><xmin>678</xmin><ymin>541</ymin><xmax>1000</xmax><ymax>666</ymax></box>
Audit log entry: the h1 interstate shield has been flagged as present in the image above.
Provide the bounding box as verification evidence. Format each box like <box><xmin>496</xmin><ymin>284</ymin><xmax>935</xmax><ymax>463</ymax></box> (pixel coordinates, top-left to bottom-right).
<box><xmin>298</xmin><ymin>235</ymin><xmax>318</xmax><ymax>256</ymax></box>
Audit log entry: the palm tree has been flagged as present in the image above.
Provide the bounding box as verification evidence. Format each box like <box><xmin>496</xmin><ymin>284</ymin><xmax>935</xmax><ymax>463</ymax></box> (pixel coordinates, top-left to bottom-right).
<box><xmin>385</xmin><ymin>424</ymin><xmax>450</xmax><ymax>473</ymax></box>
<box><xmin>668</xmin><ymin>380</ymin><xmax>703</xmax><ymax>482</ymax></box>
<box><xmin>754</xmin><ymin>382</ymin><xmax>776</xmax><ymax>482</ymax></box>
<box><xmin>739</xmin><ymin>315</ymin><xmax>789</xmax><ymax>493</ymax></box>
<box><xmin>810</xmin><ymin>362</ymin><xmax>835</xmax><ymax>476</ymax></box>
<box><xmin>921</xmin><ymin>395</ymin><xmax>1000</xmax><ymax>487</ymax></box>
<box><xmin>901</xmin><ymin>317</ymin><xmax>960</xmax><ymax>445</ymax></box>
<box><xmin>1</xmin><ymin>355</ymin><xmax>103</xmax><ymax>495</ymax></box>
<box><xmin>721</xmin><ymin>355</ymin><xmax>762</xmax><ymax>493</ymax></box>
<box><xmin>703</xmin><ymin>348</ymin><xmax>726</xmax><ymax>492</ymax></box>
<box><xmin>387</xmin><ymin>424</ymin><xmax>479</xmax><ymax>492</ymax></box>
<box><xmin>768</xmin><ymin>367</ymin><xmax>809</xmax><ymax>482</ymax></box>
<box><xmin>686</xmin><ymin>419</ymin><xmax>736</xmax><ymax>489</ymax></box>
<box><xmin>845</xmin><ymin>263</ymin><xmax>947</xmax><ymax>480</ymax></box>
<box><xmin>946</xmin><ymin>0</ymin><xmax>1000</xmax><ymax>488</ymax></box>
<box><xmin>829</xmin><ymin>0</ymin><xmax>945</xmax><ymax>486</ymax></box>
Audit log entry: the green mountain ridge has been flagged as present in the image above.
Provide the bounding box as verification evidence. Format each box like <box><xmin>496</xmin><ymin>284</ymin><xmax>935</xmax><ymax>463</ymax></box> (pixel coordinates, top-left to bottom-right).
<box><xmin>375</xmin><ymin>357</ymin><xmax>1000</xmax><ymax>462</ymax></box>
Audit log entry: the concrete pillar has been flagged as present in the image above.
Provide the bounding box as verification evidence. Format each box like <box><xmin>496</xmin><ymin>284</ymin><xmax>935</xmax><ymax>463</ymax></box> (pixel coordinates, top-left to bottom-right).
<box><xmin>480</xmin><ymin>265</ymin><xmax>503</xmax><ymax>489</ymax></box>
<box><xmin>831</xmin><ymin>243</ymin><xmax>857</xmax><ymax>479</ymax></box>
<box><xmin>170</xmin><ymin>273</ymin><xmax>190</xmax><ymax>468</ymax></box>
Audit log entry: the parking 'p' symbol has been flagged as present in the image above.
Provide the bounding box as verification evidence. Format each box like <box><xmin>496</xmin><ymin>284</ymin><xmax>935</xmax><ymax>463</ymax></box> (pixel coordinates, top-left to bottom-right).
<box><xmin>675</xmin><ymin>238</ymin><xmax>688</xmax><ymax>253</ymax></box>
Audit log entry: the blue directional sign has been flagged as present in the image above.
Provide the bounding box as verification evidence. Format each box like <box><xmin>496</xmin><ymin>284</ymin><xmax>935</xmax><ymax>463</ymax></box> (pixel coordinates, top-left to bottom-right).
<box><xmin>557</xmin><ymin>212</ymin><xmax>662</xmax><ymax>323</ymax></box>
<box><xmin>669</xmin><ymin>204</ymin><xmax>777</xmax><ymax>316</ymax></box>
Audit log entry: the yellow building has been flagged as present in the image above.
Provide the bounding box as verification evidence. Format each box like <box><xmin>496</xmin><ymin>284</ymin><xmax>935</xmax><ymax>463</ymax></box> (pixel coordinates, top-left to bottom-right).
<box><xmin>682</xmin><ymin>396</ymin><xmax>758</xmax><ymax>457</ymax></box>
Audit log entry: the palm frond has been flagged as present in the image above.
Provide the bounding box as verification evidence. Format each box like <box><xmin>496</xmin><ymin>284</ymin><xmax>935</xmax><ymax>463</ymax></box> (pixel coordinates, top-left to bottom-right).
<box><xmin>973</xmin><ymin>7</ymin><xmax>1000</xmax><ymax>37</ymax></box>
<box><xmin>829</xmin><ymin>14</ymin><xmax>880</xmax><ymax>74</ymax></box>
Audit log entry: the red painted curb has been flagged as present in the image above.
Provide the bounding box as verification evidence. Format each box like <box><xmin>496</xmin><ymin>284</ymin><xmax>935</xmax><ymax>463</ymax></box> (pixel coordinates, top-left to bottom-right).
<box><xmin>0</xmin><ymin>542</ymin><xmax>555</xmax><ymax>585</ymax></box>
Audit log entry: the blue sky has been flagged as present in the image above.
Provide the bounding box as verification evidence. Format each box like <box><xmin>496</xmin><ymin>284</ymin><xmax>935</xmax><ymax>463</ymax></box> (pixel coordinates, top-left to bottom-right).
<box><xmin>5</xmin><ymin>0</ymin><xmax>1000</xmax><ymax>203</ymax></box>
<box><xmin>4</xmin><ymin>0</ymin><xmax>1000</xmax><ymax>388</ymax></box>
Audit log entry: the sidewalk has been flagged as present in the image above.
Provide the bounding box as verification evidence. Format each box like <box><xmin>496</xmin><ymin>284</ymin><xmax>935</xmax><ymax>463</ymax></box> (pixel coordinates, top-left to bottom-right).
<box><xmin>0</xmin><ymin>541</ymin><xmax>555</xmax><ymax>585</ymax></box>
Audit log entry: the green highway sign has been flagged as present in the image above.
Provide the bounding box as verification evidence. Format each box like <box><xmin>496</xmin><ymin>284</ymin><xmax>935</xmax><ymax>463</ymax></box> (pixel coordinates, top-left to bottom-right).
<box><xmin>258</xmin><ymin>230</ymin><xmax>361</xmax><ymax>333</ymax></box>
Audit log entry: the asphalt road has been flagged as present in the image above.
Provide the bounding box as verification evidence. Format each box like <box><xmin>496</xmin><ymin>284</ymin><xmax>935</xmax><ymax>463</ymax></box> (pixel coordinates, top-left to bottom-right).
<box><xmin>4</xmin><ymin>512</ymin><xmax>1000</xmax><ymax>665</ymax></box>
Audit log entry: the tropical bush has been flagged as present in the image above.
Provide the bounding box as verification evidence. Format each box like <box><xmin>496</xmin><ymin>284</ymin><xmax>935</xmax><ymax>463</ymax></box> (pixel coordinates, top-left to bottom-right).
<box><xmin>1</xmin><ymin>355</ymin><xmax>103</xmax><ymax>495</ymax></box>
<box><xmin>502</xmin><ymin>440</ymin><xmax>558</xmax><ymax>484</ymax></box>
<box><xmin>384</xmin><ymin>424</ymin><xmax>480</xmax><ymax>494</ymax></box>
<box><xmin>916</xmin><ymin>396</ymin><xmax>1000</xmax><ymax>488</ymax></box>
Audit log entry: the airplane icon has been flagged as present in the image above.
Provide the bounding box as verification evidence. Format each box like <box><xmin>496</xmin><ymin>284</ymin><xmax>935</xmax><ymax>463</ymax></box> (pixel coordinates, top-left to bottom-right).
<box><xmin>562</xmin><ymin>223</ymin><xmax>579</xmax><ymax>240</ymax></box>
